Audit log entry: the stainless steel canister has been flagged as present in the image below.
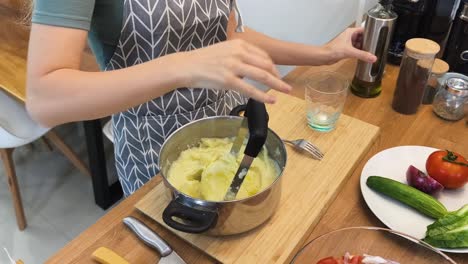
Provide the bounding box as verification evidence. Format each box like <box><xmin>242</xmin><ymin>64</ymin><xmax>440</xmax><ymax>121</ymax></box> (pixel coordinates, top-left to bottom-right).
<box><xmin>351</xmin><ymin>0</ymin><xmax>398</xmax><ymax>98</ymax></box>
<box><xmin>355</xmin><ymin>1</ymin><xmax>398</xmax><ymax>84</ymax></box>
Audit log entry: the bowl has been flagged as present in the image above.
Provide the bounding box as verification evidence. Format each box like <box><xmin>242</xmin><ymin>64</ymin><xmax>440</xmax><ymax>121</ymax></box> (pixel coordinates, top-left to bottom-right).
<box><xmin>291</xmin><ymin>227</ymin><xmax>456</xmax><ymax>264</ymax></box>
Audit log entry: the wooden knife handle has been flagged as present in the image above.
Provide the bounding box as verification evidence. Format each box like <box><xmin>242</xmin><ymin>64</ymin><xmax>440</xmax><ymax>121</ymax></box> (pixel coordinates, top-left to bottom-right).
<box><xmin>92</xmin><ymin>247</ymin><xmax>130</xmax><ymax>264</ymax></box>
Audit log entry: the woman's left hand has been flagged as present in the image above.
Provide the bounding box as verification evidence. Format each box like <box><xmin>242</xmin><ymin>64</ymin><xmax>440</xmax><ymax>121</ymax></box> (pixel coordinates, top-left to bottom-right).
<box><xmin>325</xmin><ymin>27</ymin><xmax>377</xmax><ymax>64</ymax></box>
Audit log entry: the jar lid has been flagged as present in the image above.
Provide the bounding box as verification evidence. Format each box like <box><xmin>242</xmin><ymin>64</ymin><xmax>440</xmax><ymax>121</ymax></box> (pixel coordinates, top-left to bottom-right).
<box><xmin>405</xmin><ymin>38</ymin><xmax>440</xmax><ymax>56</ymax></box>
<box><xmin>431</xmin><ymin>59</ymin><xmax>449</xmax><ymax>74</ymax></box>
<box><xmin>417</xmin><ymin>59</ymin><xmax>433</xmax><ymax>70</ymax></box>
<box><xmin>445</xmin><ymin>78</ymin><xmax>468</xmax><ymax>96</ymax></box>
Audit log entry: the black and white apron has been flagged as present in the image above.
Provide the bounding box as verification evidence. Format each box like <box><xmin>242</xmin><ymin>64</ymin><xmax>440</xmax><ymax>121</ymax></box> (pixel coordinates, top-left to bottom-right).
<box><xmin>106</xmin><ymin>0</ymin><xmax>247</xmax><ymax>196</ymax></box>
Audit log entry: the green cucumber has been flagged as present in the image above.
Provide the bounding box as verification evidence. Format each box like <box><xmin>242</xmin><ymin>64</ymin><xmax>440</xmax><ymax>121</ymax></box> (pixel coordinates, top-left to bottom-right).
<box><xmin>366</xmin><ymin>176</ymin><xmax>448</xmax><ymax>219</ymax></box>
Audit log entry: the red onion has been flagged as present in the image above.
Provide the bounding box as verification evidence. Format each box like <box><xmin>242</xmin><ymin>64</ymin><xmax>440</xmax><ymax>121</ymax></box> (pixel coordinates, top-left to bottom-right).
<box><xmin>406</xmin><ymin>165</ymin><xmax>444</xmax><ymax>195</ymax></box>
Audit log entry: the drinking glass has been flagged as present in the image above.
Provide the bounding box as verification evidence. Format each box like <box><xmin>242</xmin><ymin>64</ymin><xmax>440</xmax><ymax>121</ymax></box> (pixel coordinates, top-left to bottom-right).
<box><xmin>305</xmin><ymin>71</ymin><xmax>349</xmax><ymax>132</ymax></box>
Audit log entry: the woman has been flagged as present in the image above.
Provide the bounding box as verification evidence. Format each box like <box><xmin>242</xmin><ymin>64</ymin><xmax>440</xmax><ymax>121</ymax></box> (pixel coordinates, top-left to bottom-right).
<box><xmin>26</xmin><ymin>0</ymin><xmax>376</xmax><ymax>196</ymax></box>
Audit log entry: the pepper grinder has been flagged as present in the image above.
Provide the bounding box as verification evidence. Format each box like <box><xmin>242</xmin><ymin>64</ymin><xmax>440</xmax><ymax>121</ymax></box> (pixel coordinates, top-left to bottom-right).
<box><xmin>350</xmin><ymin>0</ymin><xmax>398</xmax><ymax>98</ymax></box>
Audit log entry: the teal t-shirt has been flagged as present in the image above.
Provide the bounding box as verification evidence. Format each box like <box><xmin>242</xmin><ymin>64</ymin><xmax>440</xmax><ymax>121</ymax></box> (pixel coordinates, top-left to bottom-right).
<box><xmin>32</xmin><ymin>0</ymin><xmax>123</xmax><ymax>70</ymax></box>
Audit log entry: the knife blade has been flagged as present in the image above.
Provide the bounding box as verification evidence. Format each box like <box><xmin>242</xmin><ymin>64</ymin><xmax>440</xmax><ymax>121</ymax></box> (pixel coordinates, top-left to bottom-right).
<box><xmin>123</xmin><ymin>217</ymin><xmax>186</xmax><ymax>264</ymax></box>
<box><xmin>229</xmin><ymin>101</ymin><xmax>251</xmax><ymax>157</ymax></box>
<box><xmin>224</xmin><ymin>155</ymin><xmax>255</xmax><ymax>200</ymax></box>
<box><xmin>225</xmin><ymin>100</ymin><xmax>269</xmax><ymax>201</ymax></box>
<box><xmin>230</xmin><ymin>117</ymin><xmax>248</xmax><ymax>157</ymax></box>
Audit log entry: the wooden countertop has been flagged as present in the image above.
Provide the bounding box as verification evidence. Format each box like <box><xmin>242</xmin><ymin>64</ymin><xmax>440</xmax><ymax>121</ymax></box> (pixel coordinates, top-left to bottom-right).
<box><xmin>47</xmin><ymin>59</ymin><xmax>467</xmax><ymax>264</ymax></box>
<box><xmin>0</xmin><ymin>7</ymin><xmax>99</xmax><ymax>103</ymax></box>
<box><xmin>0</xmin><ymin>6</ymin><xmax>29</xmax><ymax>102</ymax></box>
<box><xmin>0</xmin><ymin>43</ymin><xmax>27</xmax><ymax>102</ymax></box>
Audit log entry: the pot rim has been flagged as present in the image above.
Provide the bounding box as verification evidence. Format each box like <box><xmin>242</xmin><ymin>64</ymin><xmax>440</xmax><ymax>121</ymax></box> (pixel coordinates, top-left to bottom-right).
<box><xmin>158</xmin><ymin>115</ymin><xmax>287</xmax><ymax>205</ymax></box>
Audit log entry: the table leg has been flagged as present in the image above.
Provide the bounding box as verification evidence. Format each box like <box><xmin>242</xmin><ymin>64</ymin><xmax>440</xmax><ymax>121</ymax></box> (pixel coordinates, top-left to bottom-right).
<box><xmin>83</xmin><ymin>120</ymin><xmax>122</xmax><ymax>210</ymax></box>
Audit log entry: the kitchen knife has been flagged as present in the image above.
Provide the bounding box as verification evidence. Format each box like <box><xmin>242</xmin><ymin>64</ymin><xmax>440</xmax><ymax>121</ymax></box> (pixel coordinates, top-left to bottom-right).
<box><xmin>92</xmin><ymin>247</ymin><xmax>130</xmax><ymax>264</ymax></box>
<box><xmin>229</xmin><ymin>102</ymin><xmax>251</xmax><ymax>157</ymax></box>
<box><xmin>229</xmin><ymin>117</ymin><xmax>248</xmax><ymax>157</ymax></box>
<box><xmin>123</xmin><ymin>217</ymin><xmax>186</xmax><ymax>264</ymax></box>
<box><xmin>225</xmin><ymin>100</ymin><xmax>269</xmax><ymax>200</ymax></box>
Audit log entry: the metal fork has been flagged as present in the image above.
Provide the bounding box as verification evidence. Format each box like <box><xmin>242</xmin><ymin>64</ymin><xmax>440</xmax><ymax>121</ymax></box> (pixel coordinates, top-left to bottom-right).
<box><xmin>282</xmin><ymin>139</ymin><xmax>324</xmax><ymax>160</ymax></box>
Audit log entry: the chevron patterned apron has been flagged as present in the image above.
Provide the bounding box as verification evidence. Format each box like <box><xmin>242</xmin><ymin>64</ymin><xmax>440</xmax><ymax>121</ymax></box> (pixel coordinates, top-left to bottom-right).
<box><xmin>106</xmin><ymin>0</ymin><xmax>247</xmax><ymax>196</ymax></box>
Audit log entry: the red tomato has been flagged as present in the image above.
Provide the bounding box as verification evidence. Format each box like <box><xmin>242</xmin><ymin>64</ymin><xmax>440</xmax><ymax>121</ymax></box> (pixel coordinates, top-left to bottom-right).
<box><xmin>426</xmin><ymin>150</ymin><xmax>468</xmax><ymax>189</ymax></box>
<box><xmin>316</xmin><ymin>257</ymin><xmax>339</xmax><ymax>264</ymax></box>
<box><xmin>350</xmin><ymin>255</ymin><xmax>364</xmax><ymax>264</ymax></box>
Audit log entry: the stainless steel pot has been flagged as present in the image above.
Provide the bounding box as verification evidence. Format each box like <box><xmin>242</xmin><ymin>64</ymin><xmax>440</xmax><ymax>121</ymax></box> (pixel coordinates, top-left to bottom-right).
<box><xmin>159</xmin><ymin>110</ymin><xmax>287</xmax><ymax>236</ymax></box>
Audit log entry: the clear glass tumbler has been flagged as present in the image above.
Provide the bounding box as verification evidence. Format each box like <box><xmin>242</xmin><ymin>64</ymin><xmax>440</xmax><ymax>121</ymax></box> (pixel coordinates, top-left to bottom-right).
<box><xmin>305</xmin><ymin>71</ymin><xmax>349</xmax><ymax>132</ymax></box>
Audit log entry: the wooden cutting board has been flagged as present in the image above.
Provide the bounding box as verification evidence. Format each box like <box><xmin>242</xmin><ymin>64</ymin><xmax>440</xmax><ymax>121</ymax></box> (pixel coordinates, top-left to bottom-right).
<box><xmin>136</xmin><ymin>91</ymin><xmax>380</xmax><ymax>264</ymax></box>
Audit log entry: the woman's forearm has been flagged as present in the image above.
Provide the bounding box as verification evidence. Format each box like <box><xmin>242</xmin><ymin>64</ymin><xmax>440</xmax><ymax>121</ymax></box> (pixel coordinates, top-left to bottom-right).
<box><xmin>27</xmin><ymin>53</ymin><xmax>186</xmax><ymax>127</ymax></box>
<box><xmin>232</xmin><ymin>27</ymin><xmax>336</xmax><ymax>66</ymax></box>
<box><xmin>27</xmin><ymin>23</ymin><xmax>292</xmax><ymax>128</ymax></box>
<box><xmin>28</xmin><ymin>35</ymin><xmax>290</xmax><ymax>128</ymax></box>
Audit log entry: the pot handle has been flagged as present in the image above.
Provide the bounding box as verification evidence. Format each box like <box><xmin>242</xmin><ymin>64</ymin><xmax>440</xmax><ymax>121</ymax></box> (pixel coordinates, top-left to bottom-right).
<box><xmin>162</xmin><ymin>200</ymin><xmax>218</xmax><ymax>234</ymax></box>
<box><xmin>230</xmin><ymin>104</ymin><xmax>247</xmax><ymax>117</ymax></box>
<box><xmin>229</xmin><ymin>100</ymin><xmax>270</xmax><ymax>121</ymax></box>
<box><xmin>244</xmin><ymin>99</ymin><xmax>269</xmax><ymax>158</ymax></box>
<box><xmin>230</xmin><ymin>100</ymin><xmax>269</xmax><ymax>158</ymax></box>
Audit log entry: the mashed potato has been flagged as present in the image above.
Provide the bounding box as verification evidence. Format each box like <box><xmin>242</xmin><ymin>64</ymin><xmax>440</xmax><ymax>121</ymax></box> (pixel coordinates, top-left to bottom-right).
<box><xmin>167</xmin><ymin>138</ymin><xmax>279</xmax><ymax>201</ymax></box>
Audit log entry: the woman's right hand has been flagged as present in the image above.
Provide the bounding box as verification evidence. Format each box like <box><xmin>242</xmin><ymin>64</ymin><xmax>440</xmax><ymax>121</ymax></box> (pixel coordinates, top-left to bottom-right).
<box><xmin>175</xmin><ymin>39</ymin><xmax>292</xmax><ymax>103</ymax></box>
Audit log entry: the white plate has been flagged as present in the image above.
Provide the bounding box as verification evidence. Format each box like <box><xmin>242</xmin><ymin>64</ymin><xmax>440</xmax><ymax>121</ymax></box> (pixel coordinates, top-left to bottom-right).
<box><xmin>360</xmin><ymin>146</ymin><xmax>468</xmax><ymax>254</ymax></box>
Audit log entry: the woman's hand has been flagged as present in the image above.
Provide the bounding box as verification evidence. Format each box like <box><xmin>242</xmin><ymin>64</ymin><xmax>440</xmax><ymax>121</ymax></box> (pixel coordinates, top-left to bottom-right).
<box><xmin>175</xmin><ymin>39</ymin><xmax>292</xmax><ymax>104</ymax></box>
<box><xmin>324</xmin><ymin>27</ymin><xmax>377</xmax><ymax>65</ymax></box>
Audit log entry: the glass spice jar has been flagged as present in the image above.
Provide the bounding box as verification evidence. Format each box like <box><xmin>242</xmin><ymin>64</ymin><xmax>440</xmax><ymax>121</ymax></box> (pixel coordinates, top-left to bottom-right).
<box><xmin>421</xmin><ymin>59</ymin><xmax>449</xmax><ymax>105</ymax></box>
<box><xmin>392</xmin><ymin>38</ymin><xmax>440</xmax><ymax>115</ymax></box>
<box><xmin>433</xmin><ymin>77</ymin><xmax>468</xmax><ymax>121</ymax></box>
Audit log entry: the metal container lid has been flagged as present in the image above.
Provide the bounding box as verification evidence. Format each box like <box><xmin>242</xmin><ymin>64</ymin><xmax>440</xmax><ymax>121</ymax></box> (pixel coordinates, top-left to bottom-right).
<box><xmin>445</xmin><ymin>78</ymin><xmax>468</xmax><ymax>97</ymax></box>
<box><xmin>405</xmin><ymin>38</ymin><xmax>440</xmax><ymax>56</ymax></box>
<box><xmin>369</xmin><ymin>0</ymin><xmax>398</xmax><ymax>20</ymax></box>
<box><xmin>437</xmin><ymin>72</ymin><xmax>468</xmax><ymax>88</ymax></box>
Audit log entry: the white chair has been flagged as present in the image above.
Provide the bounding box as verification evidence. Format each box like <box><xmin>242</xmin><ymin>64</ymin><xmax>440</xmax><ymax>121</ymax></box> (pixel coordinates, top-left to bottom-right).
<box><xmin>102</xmin><ymin>120</ymin><xmax>114</xmax><ymax>143</ymax></box>
<box><xmin>0</xmin><ymin>88</ymin><xmax>91</xmax><ymax>230</ymax></box>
